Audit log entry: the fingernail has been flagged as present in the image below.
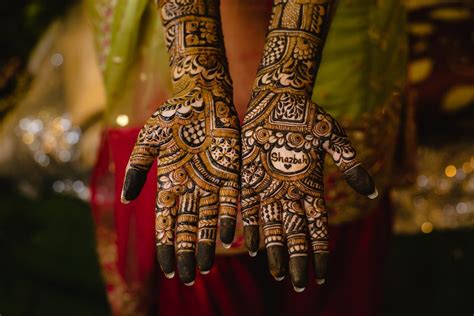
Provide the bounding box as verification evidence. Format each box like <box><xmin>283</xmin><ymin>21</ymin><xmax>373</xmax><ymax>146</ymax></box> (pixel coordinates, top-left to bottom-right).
<box><xmin>316</xmin><ymin>278</ymin><xmax>325</xmax><ymax>285</ymax></box>
<box><xmin>121</xmin><ymin>196</ymin><xmax>130</xmax><ymax>204</ymax></box>
<box><xmin>368</xmin><ymin>188</ymin><xmax>378</xmax><ymax>200</ymax></box>
<box><xmin>274</xmin><ymin>275</ymin><xmax>285</xmax><ymax>281</ymax></box>
<box><xmin>248</xmin><ymin>251</ymin><xmax>257</xmax><ymax>257</ymax></box>
<box><xmin>184</xmin><ymin>280</ymin><xmax>195</xmax><ymax>286</ymax></box>
<box><xmin>293</xmin><ymin>285</ymin><xmax>305</xmax><ymax>293</ymax></box>
<box><xmin>164</xmin><ymin>271</ymin><xmax>175</xmax><ymax>279</ymax></box>
<box><xmin>200</xmin><ymin>270</ymin><xmax>210</xmax><ymax>275</ymax></box>
<box><xmin>222</xmin><ymin>243</ymin><xmax>232</xmax><ymax>249</ymax></box>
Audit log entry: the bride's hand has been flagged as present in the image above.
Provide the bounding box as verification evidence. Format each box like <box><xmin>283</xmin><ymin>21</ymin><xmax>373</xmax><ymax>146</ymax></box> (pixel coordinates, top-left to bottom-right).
<box><xmin>121</xmin><ymin>0</ymin><xmax>239</xmax><ymax>285</ymax></box>
<box><xmin>241</xmin><ymin>0</ymin><xmax>377</xmax><ymax>291</ymax></box>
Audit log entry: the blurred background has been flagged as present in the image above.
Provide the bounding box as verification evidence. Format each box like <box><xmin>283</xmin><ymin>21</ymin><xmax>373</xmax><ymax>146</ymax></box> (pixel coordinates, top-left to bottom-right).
<box><xmin>0</xmin><ymin>0</ymin><xmax>473</xmax><ymax>315</ymax></box>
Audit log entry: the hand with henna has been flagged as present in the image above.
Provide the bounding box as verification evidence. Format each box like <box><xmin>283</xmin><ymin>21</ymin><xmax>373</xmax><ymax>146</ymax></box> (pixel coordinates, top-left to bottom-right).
<box><xmin>241</xmin><ymin>0</ymin><xmax>377</xmax><ymax>292</ymax></box>
<box><xmin>121</xmin><ymin>0</ymin><xmax>240</xmax><ymax>285</ymax></box>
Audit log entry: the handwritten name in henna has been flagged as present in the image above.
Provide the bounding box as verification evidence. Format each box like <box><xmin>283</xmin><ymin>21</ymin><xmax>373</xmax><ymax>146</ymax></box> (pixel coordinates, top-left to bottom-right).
<box><xmin>270</xmin><ymin>152</ymin><xmax>309</xmax><ymax>168</ymax></box>
<box><xmin>268</xmin><ymin>148</ymin><xmax>310</xmax><ymax>174</ymax></box>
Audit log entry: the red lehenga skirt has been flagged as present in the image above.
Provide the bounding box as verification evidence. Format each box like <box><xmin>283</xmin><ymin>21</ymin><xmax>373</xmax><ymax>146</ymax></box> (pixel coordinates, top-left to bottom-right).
<box><xmin>91</xmin><ymin>127</ymin><xmax>392</xmax><ymax>316</ymax></box>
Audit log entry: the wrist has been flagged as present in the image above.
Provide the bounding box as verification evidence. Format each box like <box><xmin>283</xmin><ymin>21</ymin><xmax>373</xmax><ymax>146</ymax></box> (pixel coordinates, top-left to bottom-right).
<box><xmin>157</xmin><ymin>0</ymin><xmax>232</xmax><ymax>93</ymax></box>
<box><xmin>169</xmin><ymin>51</ymin><xmax>232</xmax><ymax>93</ymax></box>
<box><xmin>253</xmin><ymin>0</ymin><xmax>333</xmax><ymax>96</ymax></box>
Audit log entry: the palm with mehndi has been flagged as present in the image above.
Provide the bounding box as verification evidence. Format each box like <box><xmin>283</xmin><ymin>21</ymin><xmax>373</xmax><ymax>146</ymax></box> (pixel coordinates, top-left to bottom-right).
<box><xmin>241</xmin><ymin>0</ymin><xmax>377</xmax><ymax>292</ymax></box>
<box><xmin>121</xmin><ymin>0</ymin><xmax>240</xmax><ymax>285</ymax></box>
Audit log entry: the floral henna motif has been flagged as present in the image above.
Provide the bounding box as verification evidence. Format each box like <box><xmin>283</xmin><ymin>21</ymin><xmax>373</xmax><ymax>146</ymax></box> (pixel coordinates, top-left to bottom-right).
<box><xmin>242</xmin><ymin>0</ymin><xmax>377</xmax><ymax>292</ymax></box>
<box><xmin>121</xmin><ymin>0</ymin><xmax>240</xmax><ymax>285</ymax></box>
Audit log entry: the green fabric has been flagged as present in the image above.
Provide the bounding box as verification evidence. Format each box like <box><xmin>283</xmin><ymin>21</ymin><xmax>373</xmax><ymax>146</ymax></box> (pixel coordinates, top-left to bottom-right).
<box><xmin>87</xmin><ymin>0</ymin><xmax>170</xmax><ymax>124</ymax></box>
<box><xmin>87</xmin><ymin>0</ymin><xmax>147</xmax><ymax>96</ymax></box>
<box><xmin>313</xmin><ymin>0</ymin><xmax>407</xmax><ymax>120</ymax></box>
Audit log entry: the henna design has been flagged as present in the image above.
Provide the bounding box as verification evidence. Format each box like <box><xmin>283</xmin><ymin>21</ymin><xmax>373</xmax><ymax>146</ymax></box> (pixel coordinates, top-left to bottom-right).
<box><xmin>121</xmin><ymin>0</ymin><xmax>240</xmax><ymax>285</ymax></box>
<box><xmin>242</xmin><ymin>0</ymin><xmax>377</xmax><ymax>291</ymax></box>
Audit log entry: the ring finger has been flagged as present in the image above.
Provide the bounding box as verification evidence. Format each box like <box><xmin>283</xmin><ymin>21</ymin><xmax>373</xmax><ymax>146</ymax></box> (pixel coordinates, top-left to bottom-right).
<box><xmin>282</xmin><ymin>197</ymin><xmax>309</xmax><ymax>292</ymax></box>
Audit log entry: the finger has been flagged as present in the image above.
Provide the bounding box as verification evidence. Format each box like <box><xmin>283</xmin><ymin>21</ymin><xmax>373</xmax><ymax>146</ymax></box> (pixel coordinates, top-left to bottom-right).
<box><xmin>318</xmin><ymin>112</ymin><xmax>377</xmax><ymax>199</ymax></box>
<box><xmin>121</xmin><ymin>124</ymin><xmax>160</xmax><ymax>203</ymax></box>
<box><xmin>155</xmin><ymin>189</ymin><xmax>177</xmax><ymax>278</ymax></box>
<box><xmin>196</xmin><ymin>192</ymin><xmax>219</xmax><ymax>274</ymax></box>
<box><xmin>241</xmin><ymin>158</ymin><xmax>263</xmax><ymax>256</ymax></box>
<box><xmin>343</xmin><ymin>164</ymin><xmax>377</xmax><ymax>199</ymax></box>
<box><xmin>176</xmin><ymin>189</ymin><xmax>199</xmax><ymax>285</ymax></box>
<box><xmin>289</xmin><ymin>256</ymin><xmax>308</xmax><ymax>293</ymax></box>
<box><xmin>218</xmin><ymin>183</ymin><xmax>239</xmax><ymax>247</ymax></box>
<box><xmin>303</xmin><ymin>195</ymin><xmax>328</xmax><ymax>285</ymax></box>
<box><xmin>241</xmin><ymin>187</ymin><xmax>260</xmax><ymax>256</ymax></box>
<box><xmin>282</xmin><ymin>198</ymin><xmax>308</xmax><ymax>292</ymax></box>
<box><xmin>261</xmin><ymin>200</ymin><xmax>287</xmax><ymax>281</ymax></box>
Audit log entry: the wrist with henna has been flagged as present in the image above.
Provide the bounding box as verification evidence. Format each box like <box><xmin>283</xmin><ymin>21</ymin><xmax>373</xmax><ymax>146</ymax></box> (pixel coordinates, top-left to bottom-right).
<box><xmin>161</xmin><ymin>0</ymin><xmax>232</xmax><ymax>93</ymax></box>
<box><xmin>241</xmin><ymin>0</ymin><xmax>377</xmax><ymax>291</ymax></box>
<box><xmin>121</xmin><ymin>0</ymin><xmax>240</xmax><ymax>285</ymax></box>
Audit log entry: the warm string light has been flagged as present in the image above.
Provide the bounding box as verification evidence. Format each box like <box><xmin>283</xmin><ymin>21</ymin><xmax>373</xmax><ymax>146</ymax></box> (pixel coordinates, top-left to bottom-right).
<box><xmin>16</xmin><ymin>112</ymin><xmax>87</xmax><ymax>200</ymax></box>
<box><xmin>394</xmin><ymin>150</ymin><xmax>474</xmax><ymax>234</ymax></box>
<box><xmin>52</xmin><ymin>179</ymin><xmax>90</xmax><ymax>201</ymax></box>
<box><xmin>445</xmin><ymin>165</ymin><xmax>457</xmax><ymax>178</ymax></box>
<box><xmin>421</xmin><ymin>221</ymin><xmax>433</xmax><ymax>234</ymax></box>
<box><xmin>116</xmin><ymin>114</ymin><xmax>129</xmax><ymax>127</ymax></box>
<box><xmin>18</xmin><ymin>114</ymin><xmax>81</xmax><ymax>167</ymax></box>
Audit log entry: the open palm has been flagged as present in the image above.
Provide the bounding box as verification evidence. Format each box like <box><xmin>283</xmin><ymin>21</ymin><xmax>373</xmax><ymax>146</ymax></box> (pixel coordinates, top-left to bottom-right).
<box><xmin>122</xmin><ymin>82</ymin><xmax>240</xmax><ymax>285</ymax></box>
<box><xmin>241</xmin><ymin>90</ymin><xmax>377</xmax><ymax>290</ymax></box>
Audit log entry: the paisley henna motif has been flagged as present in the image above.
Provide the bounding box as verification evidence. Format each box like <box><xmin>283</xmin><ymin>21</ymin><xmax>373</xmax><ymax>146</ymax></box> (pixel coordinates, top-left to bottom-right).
<box><xmin>242</xmin><ymin>0</ymin><xmax>377</xmax><ymax>292</ymax></box>
<box><xmin>121</xmin><ymin>0</ymin><xmax>239</xmax><ymax>285</ymax></box>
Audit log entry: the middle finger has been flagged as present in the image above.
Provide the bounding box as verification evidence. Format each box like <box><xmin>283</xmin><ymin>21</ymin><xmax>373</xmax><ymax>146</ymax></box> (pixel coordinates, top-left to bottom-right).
<box><xmin>196</xmin><ymin>192</ymin><xmax>219</xmax><ymax>274</ymax></box>
<box><xmin>283</xmin><ymin>196</ymin><xmax>309</xmax><ymax>292</ymax></box>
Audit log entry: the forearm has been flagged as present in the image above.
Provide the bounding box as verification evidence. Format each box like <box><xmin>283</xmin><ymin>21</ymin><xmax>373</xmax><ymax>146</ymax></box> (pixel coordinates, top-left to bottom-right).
<box><xmin>157</xmin><ymin>0</ymin><xmax>232</xmax><ymax>93</ymax></box>
<box><xmin>254</xmin><ymin>0</ymin><xmax>334</xmax><ymax>96</ymax></box>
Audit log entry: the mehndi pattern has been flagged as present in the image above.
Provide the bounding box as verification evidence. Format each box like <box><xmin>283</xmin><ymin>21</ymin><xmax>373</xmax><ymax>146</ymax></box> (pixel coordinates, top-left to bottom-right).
<box><xmin>121</xmin><ymin>0</ymin><xmax>240</xmax><ymax>285</ymax></box>
<box><xmin>241</xmin><ymin>0</ymin><xmax>377</xmax><ymax>291</ymax></box>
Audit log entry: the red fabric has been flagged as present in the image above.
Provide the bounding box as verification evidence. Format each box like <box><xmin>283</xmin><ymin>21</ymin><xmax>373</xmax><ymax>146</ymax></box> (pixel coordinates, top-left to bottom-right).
<box><xmin>91</xmin><ymin>127</ymin><xmax>391</xmax><ymax>316</ymax></box>
<box><xmin>108</xmin><ymin>129</ymin><xmax>157</xmax><ymax>283</ymax></box>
